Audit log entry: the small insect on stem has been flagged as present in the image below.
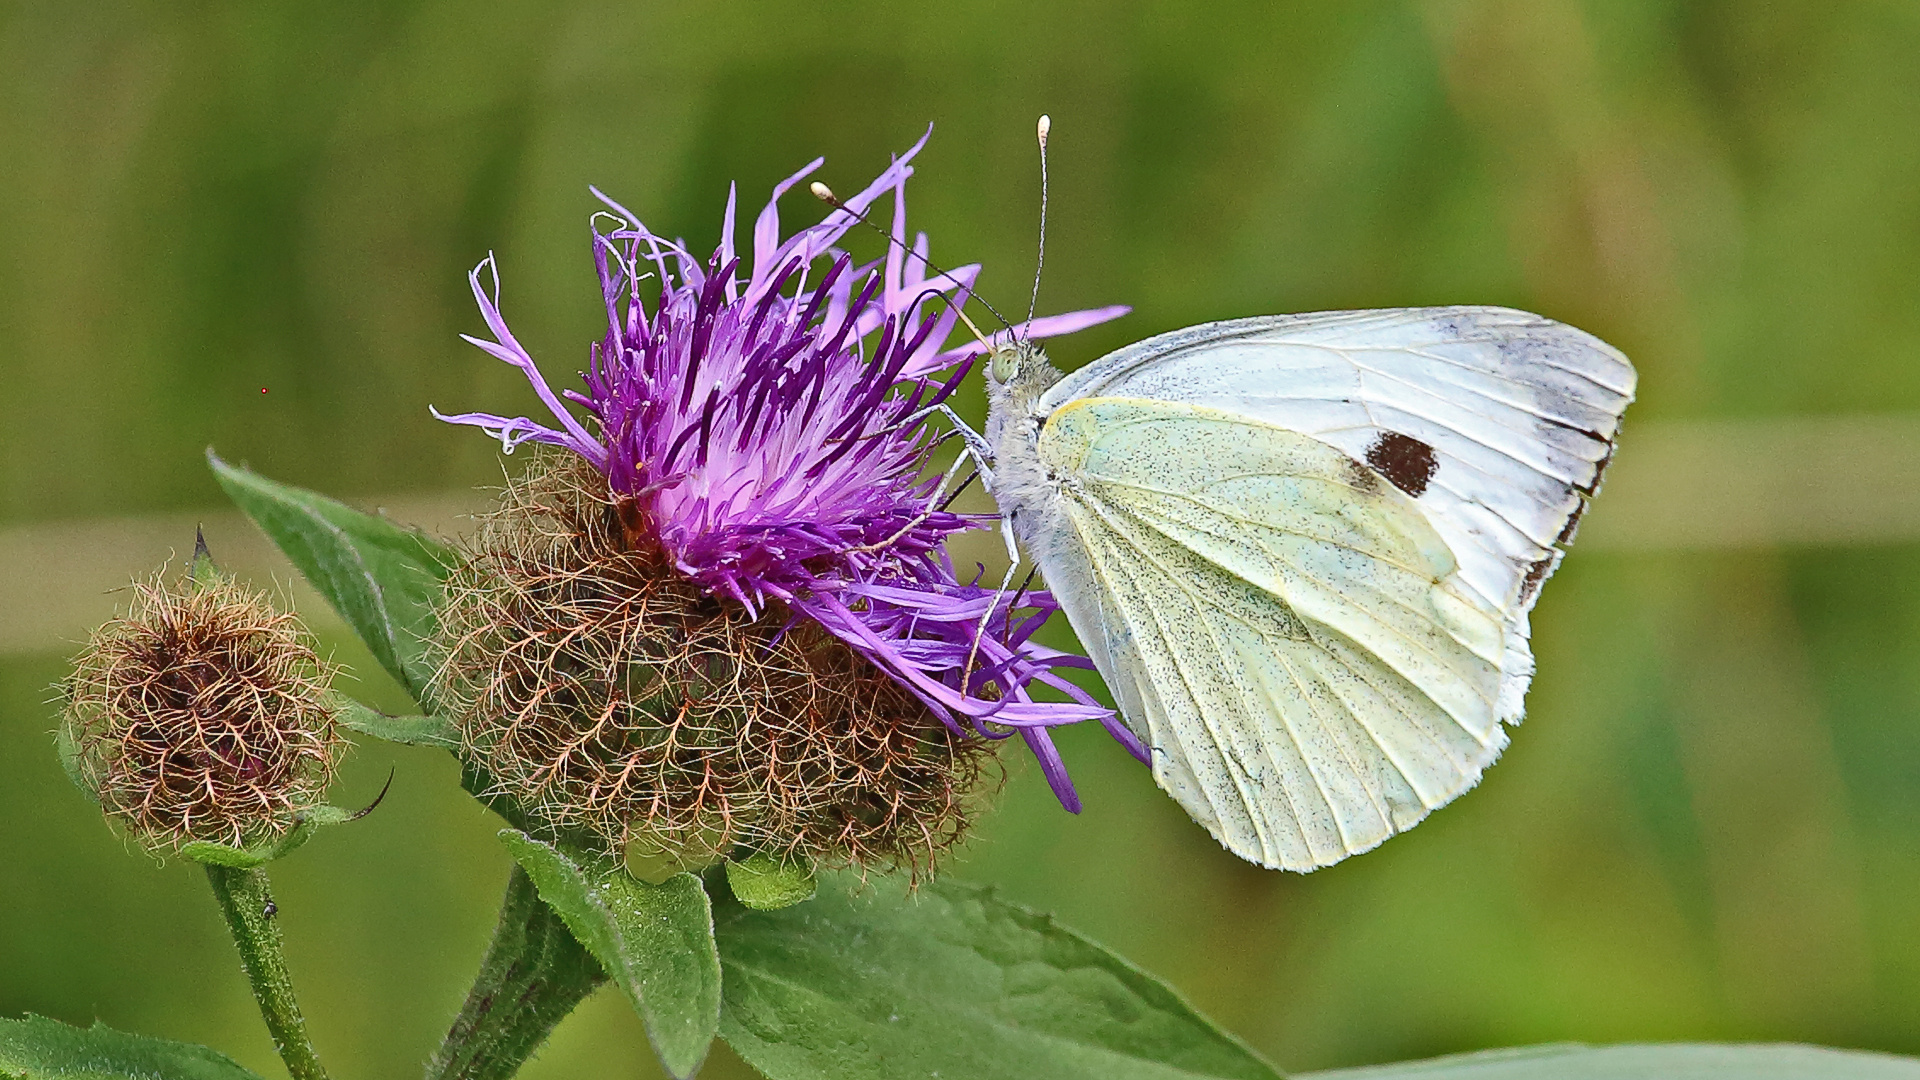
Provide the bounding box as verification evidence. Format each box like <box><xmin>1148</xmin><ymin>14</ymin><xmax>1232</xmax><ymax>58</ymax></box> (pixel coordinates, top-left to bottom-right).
<box><xmin>263</xmin><ymin>899</ymin><xmax>278</xmax><ymax>919</ymax></box>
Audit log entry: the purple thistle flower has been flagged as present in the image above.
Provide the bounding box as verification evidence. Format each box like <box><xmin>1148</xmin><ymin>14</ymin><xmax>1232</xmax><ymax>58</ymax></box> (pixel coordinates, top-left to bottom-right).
<box><xmin>434</xmin><ymin>129</ymin><xmax>1141</xmax><ymax>811</ymax></box>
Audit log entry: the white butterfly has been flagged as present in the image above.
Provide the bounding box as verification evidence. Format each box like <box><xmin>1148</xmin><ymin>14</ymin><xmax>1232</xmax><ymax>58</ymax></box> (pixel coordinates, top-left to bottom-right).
<box><xmin>976</xmin><ymin>307</ymin><xmax>1635</xmax><ymax>871</ymax></box>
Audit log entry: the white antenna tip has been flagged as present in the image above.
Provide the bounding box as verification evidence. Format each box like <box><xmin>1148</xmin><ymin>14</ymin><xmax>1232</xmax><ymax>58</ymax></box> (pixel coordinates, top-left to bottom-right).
<box><xmin>1036</xmin><ymin>115</ymin><xmax>1051</xmax><ymax>145</ymax></box>
<box><xmin>809</xmin><ymin>181</ymin><xmax>837</xmax><ymax>203</ymax></box>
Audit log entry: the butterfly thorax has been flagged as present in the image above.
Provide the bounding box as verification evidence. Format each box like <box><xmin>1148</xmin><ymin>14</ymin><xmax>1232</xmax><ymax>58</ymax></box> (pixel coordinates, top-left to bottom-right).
<box><xmin>984</xmin><ymin>343</ymin><xmax>1071</xmax><ymax>551</ymax></box>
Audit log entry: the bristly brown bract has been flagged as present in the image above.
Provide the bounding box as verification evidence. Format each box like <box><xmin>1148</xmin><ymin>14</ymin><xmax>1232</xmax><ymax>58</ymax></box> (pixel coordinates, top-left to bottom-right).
<box><xmin>61</xmin><ymin>571</ymin><xmax>345</xmax><ymax>854</ymax></box>
<box><xmin>433</xmin><ymin>452</ymin><xmax>1001</xmax><ymax>879</ymax></box>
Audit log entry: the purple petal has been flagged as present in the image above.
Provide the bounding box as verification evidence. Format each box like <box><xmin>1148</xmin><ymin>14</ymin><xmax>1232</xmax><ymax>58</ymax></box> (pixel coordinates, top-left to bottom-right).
<box><xmin>1021</xmin><ymin>727</ymin><xmax>1082</xmax><ymax>813</ymax></box>
<box><xmin>463</xmin><ymin>257</ymin><xmax>608</xmax><ymax>469</ymax></box>
<box><xmin>750</xmin><ymin>156</ymin><xmax>824</xmax><ymax>297</ymax></box>
<box><xmin>940</xmin><ymin>304</ymin><xmax>1133</xmax><ymax>359</ymax></box>
<box><xmin>427</xmin><ymin>407</ymin><xmax>582</xmax><ymax>456</ymax></box>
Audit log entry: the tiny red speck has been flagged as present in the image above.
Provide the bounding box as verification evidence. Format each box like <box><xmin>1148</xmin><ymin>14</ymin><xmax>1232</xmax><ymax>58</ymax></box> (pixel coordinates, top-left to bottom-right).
<box><xmin>260</xmin><ymin>388</ymin><xmax>269</xmax><ymax>394</ymax></box>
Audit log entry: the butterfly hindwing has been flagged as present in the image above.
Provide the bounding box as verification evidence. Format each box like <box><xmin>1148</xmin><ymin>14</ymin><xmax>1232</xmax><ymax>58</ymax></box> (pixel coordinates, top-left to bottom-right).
<box><xmin>1034</xmin><ymin>397</ymin><xmax>1512</xmax><ymax>870</ymax></box>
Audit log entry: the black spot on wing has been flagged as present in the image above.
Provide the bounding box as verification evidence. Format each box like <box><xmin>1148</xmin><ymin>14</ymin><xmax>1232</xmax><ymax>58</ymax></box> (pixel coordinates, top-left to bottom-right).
<box><xmin>1364</xmin><ymin>431</ymin><xmax>1439</xmax><ymax>497</ymax></box>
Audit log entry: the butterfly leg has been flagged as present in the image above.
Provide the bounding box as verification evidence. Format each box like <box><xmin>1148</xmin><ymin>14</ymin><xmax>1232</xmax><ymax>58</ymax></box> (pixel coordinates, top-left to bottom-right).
<box><xmin>840</xmin><ymin>441</ymin><xmax>985</xmax><ymax>555</ymax></box>
<box><xmin>900</xmin><ymin>406</ymin><xmax>1028</xmax><ymax>702</ymax></box>
<box><xmin>961</xmin><ymin>525</ymin><xmax>1024</xmax><ymax>698</ymax></box>
<box><xmin>909</xmin><ymin>404</ymin><xmax>997</xmax><ymax>489</ymax></box>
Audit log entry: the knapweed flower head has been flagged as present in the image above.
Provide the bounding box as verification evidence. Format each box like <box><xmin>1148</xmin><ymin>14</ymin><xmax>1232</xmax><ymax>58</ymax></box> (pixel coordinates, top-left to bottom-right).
<box><xmin>434</xmin><ymin>129</ymin><xmax>1131</xmax><ymax>871</ymax></box>
<box><xmin>60</xmin><ymin>565</ymin><xmax>344</xmax><ymax>854</ymax></box>
<box><xmin>439</xmin><ymin>451</ymin><xmax>999</xmax><ymax>873</ymax></box>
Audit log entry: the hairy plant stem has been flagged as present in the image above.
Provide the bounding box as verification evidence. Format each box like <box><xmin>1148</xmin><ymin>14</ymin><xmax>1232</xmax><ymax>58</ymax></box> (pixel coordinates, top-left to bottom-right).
<box><xmin>426</xmin><ymin>865</ymin><xmax>607</xmax><ymax>1080</ymax></box>
<box><xmin>204</xmin><ymin>864</ymin><xmax>331</xmax><ymax>1080</ymax></box>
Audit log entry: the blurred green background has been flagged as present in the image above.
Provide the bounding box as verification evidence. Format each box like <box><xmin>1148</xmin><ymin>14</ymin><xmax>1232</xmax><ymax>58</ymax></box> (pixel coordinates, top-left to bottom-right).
<box><xmin>6</xmin><ymin>1</ymin><xmax>1920</xmax><ymax>1077</ymax></box>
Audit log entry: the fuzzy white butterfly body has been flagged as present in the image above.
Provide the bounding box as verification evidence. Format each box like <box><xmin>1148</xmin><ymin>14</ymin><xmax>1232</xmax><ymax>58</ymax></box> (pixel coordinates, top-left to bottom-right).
<box><xmin>983</xmin><ymin>307</ymin><xmax>1635</xmax><ymax>871</ymax></box>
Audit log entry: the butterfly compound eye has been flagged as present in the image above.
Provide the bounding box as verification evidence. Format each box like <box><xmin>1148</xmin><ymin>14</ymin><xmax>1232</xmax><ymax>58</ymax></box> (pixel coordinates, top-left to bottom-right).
<box><xmin>989</xmin><ymin>347</ymin><xmax>1021</xmax><ymax>384</ymax></box>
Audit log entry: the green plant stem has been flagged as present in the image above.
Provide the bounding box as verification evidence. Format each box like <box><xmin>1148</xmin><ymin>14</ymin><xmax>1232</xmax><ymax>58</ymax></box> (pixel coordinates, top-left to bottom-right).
<box><xmin>426</xmin><ymin>865</ymin><xmax>607</xmax><ymax>1080</ymax></box>
<box><xmin>203</xmin><ymin>864</ymin><xmax>331</xmax><ymax>1080</ymax></box>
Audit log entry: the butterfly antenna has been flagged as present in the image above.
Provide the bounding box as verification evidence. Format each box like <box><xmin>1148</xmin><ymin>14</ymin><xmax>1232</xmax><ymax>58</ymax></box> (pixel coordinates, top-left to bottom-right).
<box><xmin>951</xmin><ymin>303</ymin><xmax>997</xmax><ymax>356</ymax></box>
<box><xmin>809</xmin><ymin>180</ymin><xmax>1016</xmax><ymax>350</ymax></box>
<box><xmin>1025</xmin><ymin>114</ymin><xmax>1050</xmax><ymax>335</ymax></box>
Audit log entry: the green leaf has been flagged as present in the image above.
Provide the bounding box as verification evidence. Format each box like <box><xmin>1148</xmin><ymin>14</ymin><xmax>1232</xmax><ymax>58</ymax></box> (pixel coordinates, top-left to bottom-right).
<box><xmin>178</xmin><ymin>840</ymin><xmax>274</xmax><ymax>869</ymax></box>
<box><xmin>724</xmin><ymin>852</ymin><xmax>816</xmax><ymax>911</ymax></box>
<box><xmin>51</xmin><ymin>723</ymin><xmax>93</xmax><ymax>807</ymax></box>
<box><xmin>335</xmin><ymin>697</ymin><xmax>459</xmax><ymax>749</ymax></box>
<box><xmin>426</xmin><ymin>866</ymin><xmax>607</xmax><ymax>1080</ymax></box>
<box><xmin>712</xmin><ymin>875</ymin><xmax>1281</xmax><ymax>1080</ymax></box>
<box><xmin>0</xmin><ymin>1012</ymin><xmax>268</xmax><ymax>1079</ymax></box>
<box><xmin>458</xmin><ymin>759</ymin><xmax>529</xmax><ymax>832</ymax></box>
<box><xmin>188</xmin><ymin>527</ymin><xmax>221</xmax><ymax>588</ymax></box>
<box><xmin>177</xmin><ymin>805</ymin><xmax>354</xmax><ymax>868</ymax></box>
<box><xmin>1300</xmin><ymin>1043</ymin><xmax>1920</xmax><ymax>1079</ymax></box>
<box><xmin>498</xmin><ymin>830</ymin><xmax>721</xmax><ymax>1079</ymax></box>
<box><xmin>208</xmin><ymin>451</ymin><xmax>458</xmax><ymax>706</ymax></box>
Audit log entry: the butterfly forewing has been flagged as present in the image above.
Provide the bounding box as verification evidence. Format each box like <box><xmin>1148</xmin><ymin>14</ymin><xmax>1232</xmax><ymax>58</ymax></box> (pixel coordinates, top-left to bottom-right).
<box><xmin>1038</xmin><ymin>307</ymin><xmax>1635</xmax><ymax>624</ymax></box>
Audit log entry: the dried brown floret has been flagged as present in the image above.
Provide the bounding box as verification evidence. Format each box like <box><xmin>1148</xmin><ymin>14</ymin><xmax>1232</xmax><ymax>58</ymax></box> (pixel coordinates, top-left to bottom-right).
<box><xmin>61</xmin><ymin>569</ymin><xmax>345</xmax><ymax>853</ymax></box>
<box><xmin>433</xmin><ymin>452</ymin><xmax>1000</xmax><ymax>876</ymax></box>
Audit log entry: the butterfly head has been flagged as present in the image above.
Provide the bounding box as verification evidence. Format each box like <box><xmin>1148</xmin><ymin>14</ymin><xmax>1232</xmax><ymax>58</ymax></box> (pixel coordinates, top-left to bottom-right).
<box><xmin>988</xmin><ymin>343</ymin><xmax>1025</xmax><ymax>386</ymax></box>
<box><xmin>985</xmin><ymin>341</ymin><xmax>1063</xmax><ymax>407</ymax></box>
<box><xmin>983</xmin><ymin>341</ymin><xmax>1065</xmax><ymax>453</ymax></box>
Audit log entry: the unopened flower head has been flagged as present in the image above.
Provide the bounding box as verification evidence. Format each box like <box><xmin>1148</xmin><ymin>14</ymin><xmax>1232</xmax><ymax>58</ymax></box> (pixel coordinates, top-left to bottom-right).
<box><xmin>434</xmin><ymin>130</ymin><xmax>1134</xmax><ymax>869</ymax></box>
<box><xmin>60</xmin><ymin>566</ymin><xmax>345</xmax><ymax>854</ymax></box>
